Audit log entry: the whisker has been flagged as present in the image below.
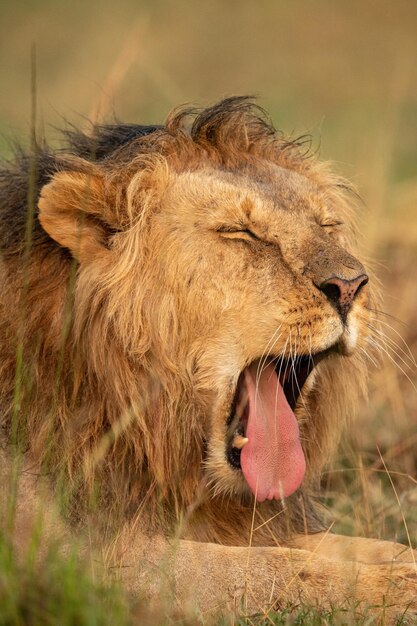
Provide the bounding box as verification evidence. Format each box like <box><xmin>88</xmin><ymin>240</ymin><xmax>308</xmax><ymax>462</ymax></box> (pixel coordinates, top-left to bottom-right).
<box><xmin>289</xmin><ymin>327</ymin><xmax>298</xmax><ymax>404</ymax></box>
<box><xmin>275</xmin><ymin>338</ymin><xmax>290</xmax><ymax>386</ymax></box>
<box><xmin>367</xmin><ymin>336</ymin><xmax>417</xmax><ymax>392</ymax></box>
<box><xmin>365</xmin><ymin>307</ymin><xmax>404</xmax><ymax>324</ymax></box>
<box><xmin>254</xmin><ymin>324</ymin><xmax>286</xmax><ymax>414</ymax></box>
<box><xmin>274</xmin><ymin>331</ymin><xmax>293</xmax><ymax>419</ymax></box>
<box><xmin>291</xmin><ymin>329</ymin><xmax>313</xmax><ymax>419</ymax></box>
<box><xmin>283</xmin><ymin>327</ymin><xmax>311</xmax><ymax>419</ymax></box>
<box><xmin>369</xmin><ymin>318</ymin><xmax>416</xmax><ymax>367</ymax></box>
<box><xmin>308</xmin><ymin>327</ymin><xmax>313</xmax><ymax>370</ymax></box>
<box><xmin>256</xmin><ymin>322</ymin><xmax>286</xmax><ymax>389</ymax></box>
<box><xmin>367</xmin><ymin>324</ymin><xmax>416</xmax><ymax>371</ymax></box>
<box><xmin>359</xmin><ymin>346</ymin><xmax>378</xmax><ymax>368</ymax></box>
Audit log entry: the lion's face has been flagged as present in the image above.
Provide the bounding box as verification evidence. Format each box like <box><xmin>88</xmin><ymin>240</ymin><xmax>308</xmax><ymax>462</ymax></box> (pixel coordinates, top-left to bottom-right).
<box><xmin>135</xmin><ymin>162</ymin><xmax>370</xmax><ymax>503</ymax></box>
<box><xmin>36</xmin><ymin>100</ymin><xmax>372</xmax><ymax>510</ymax></box>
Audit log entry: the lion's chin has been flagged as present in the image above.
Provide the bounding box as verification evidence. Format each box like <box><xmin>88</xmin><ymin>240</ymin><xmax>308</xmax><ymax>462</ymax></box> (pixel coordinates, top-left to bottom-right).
<box><xmin>225</xmin><ymin>351</ymin><xmax>330</xmax><ymax>501</ymax></box>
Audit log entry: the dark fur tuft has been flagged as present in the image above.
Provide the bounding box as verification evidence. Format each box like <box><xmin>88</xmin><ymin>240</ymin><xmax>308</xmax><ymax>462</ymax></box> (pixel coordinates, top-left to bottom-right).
<box><xmin>0</xmin><ymin>147</ymin><xmax>61</xmax><ymax>257</ymax></box>
<box><xmin>63</xmin><ymin>124</ymin><xmax>162</xmax><ymax>161</ymax></box>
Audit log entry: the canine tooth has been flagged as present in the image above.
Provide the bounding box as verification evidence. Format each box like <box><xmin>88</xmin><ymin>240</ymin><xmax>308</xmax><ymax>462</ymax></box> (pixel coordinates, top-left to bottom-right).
<box><xmin>232</xmin><ymin>435</ymin><xmax>249</xmax><ymax>449</ymax></box>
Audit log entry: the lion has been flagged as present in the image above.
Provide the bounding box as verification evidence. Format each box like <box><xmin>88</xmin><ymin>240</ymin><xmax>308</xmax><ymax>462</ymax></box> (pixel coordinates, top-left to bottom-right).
<box><xmin>0</xmin><ymin>96</ymin><xmax>416</xmax><ymax>621</ymax></box>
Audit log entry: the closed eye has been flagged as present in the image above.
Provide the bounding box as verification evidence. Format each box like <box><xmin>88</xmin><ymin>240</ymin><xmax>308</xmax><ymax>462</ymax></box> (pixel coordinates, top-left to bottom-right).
<box><xmin>217</xmin><ymin>227</ymin><xmax>260</xmax><ymax>241</ymax></box>
<box><xmin>320</xmin><ymin>221</ymin><xmax>344</xmax><ymax>228</ymax></box>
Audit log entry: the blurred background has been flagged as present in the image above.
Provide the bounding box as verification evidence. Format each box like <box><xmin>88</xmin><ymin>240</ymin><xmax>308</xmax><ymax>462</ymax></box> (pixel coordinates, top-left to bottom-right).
<box><xmin>1</xmin><ymin>0</ymin><xmax>416</xmax><ymax>542</ymax></box>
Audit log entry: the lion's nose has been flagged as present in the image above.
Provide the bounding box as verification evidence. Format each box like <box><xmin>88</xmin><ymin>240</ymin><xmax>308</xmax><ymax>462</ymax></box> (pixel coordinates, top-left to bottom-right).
<box><xmin>318</xmin><ymin>274</ymin><xmax>368</xmax><ymax>320</ymax></box>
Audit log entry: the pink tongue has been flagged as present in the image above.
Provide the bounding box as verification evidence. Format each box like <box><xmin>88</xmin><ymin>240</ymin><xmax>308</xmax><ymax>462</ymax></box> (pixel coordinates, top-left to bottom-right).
<box><xmin>240</xmin><ymin>362</ymin><xmax>306</xmax><ymax>502</ymax></box>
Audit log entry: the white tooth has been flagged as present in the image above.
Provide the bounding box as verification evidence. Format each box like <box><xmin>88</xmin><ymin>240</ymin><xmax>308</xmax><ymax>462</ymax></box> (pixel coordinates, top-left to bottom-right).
<box><xmin>232</xmin><ymin>435</ymin><xmax>249</xmax><ymax>449</ymax></box>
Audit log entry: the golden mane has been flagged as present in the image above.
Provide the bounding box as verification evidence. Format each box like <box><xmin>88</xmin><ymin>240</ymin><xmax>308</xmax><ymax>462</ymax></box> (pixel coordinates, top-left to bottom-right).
<box><xmin>0</xmin><ymin>97</ymin><xmax>367</xmax><ymax>540</ymax></box>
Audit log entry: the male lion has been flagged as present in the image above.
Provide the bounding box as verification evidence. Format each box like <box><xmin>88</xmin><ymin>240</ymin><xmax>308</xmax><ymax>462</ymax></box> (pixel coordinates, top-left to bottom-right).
<box><xmin>0</xmin><ymin>97</ymin><xmax>416</xmax><ymax>621</ymax></box>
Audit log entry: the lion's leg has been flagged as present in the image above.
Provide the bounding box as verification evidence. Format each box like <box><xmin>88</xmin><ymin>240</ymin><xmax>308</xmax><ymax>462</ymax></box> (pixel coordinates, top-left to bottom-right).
<box><xmin>289</xmin><ymin>532</ymin><xmax>417</xmax><ymax>564</ymax></box>
<box><xmin>118</xmin><ymin>534</ymin><xmax>417</xmax><ymax>619</ymax></box>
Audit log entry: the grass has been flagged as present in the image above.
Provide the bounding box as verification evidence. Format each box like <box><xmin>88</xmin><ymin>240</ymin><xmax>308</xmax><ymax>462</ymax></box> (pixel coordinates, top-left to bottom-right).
<box><xmin>0</xmin><ymin>0</ymin><xmax>416</xmax><ymax>624</ymax></box>
<box><xmin>0</xmin><ymin>533</ymin><xmax>131</xmax><ymax>626</ymax></box>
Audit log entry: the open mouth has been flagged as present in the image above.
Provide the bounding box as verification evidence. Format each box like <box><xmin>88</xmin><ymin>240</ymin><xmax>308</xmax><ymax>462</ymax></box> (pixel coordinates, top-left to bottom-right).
<box><xmin>226</xmin><ymin>350</ymin><xmax>330</xmax><ymax>502</ymax></box>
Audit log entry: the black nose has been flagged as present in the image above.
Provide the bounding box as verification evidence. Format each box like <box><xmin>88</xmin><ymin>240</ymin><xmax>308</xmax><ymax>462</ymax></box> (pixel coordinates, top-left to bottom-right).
<box><xmin>319</xmin><ymin>274</ymin><xmax>368</xmax><ymax>320</ymax></box>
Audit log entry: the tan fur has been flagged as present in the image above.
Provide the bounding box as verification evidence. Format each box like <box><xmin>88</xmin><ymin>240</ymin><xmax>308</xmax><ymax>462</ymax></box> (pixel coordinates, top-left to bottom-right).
<box><xmin>0</xmin><ymin>98</ymin><xmax>416</xmax><ymax>621</ymax></box>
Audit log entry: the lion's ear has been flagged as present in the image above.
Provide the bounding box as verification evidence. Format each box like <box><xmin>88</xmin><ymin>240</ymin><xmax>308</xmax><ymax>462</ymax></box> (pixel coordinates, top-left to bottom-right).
<box><xmin>38</xmin><ymin>170</ymin><xmax>114</xmax><ymax>262</ymax></box>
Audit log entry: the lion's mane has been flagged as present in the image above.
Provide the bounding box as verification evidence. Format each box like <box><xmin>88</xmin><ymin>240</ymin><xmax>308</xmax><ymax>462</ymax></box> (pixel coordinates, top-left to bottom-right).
<box><xmin>0</xmin><ymin>98</ymin><xmax>368</xmax><ymax>542</ymax></box>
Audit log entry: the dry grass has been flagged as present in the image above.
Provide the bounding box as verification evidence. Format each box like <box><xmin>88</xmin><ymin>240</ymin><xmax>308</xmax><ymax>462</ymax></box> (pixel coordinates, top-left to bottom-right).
<box><xmin>0</xmin><ymin>0</ymin><xmax>416</xmax><ymax>623</ymax></box>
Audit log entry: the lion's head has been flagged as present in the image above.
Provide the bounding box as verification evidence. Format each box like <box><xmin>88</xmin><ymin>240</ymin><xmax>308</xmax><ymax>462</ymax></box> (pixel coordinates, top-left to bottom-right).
<box><xmin>0</xmin><ymin>97</ymin><xmax>372</xmax><ymax>540</ymax></box>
